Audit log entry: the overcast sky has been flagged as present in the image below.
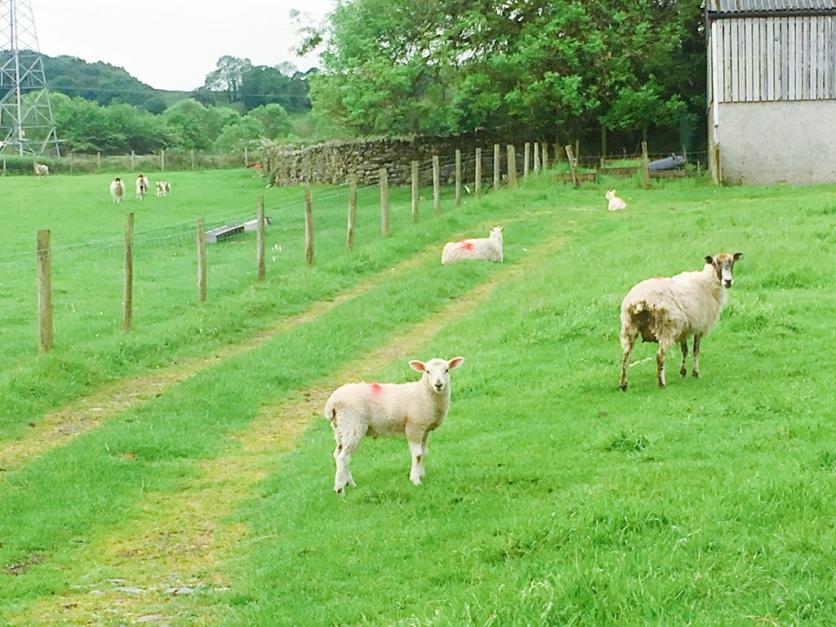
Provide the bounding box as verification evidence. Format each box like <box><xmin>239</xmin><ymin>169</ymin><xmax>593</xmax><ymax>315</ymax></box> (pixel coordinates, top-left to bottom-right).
<box><xmin>33</xmin><ymin>0</ymin><xmax>336</xmax><ymax>91</ymax></box>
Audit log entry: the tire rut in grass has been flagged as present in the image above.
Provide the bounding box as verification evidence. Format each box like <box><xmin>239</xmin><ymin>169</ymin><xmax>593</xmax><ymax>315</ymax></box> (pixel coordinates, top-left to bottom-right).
<box><xmin>18</xmin><ymin>234</ymin><xmax>568</xmax><ymax>625</ymax></box>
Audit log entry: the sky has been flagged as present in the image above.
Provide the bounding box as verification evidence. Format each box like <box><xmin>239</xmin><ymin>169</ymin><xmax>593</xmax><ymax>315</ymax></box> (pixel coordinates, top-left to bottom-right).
<box><xmin>32</xmin><ymin>0</ymin><xmax>336</xmax><ymax>91</ymax></box>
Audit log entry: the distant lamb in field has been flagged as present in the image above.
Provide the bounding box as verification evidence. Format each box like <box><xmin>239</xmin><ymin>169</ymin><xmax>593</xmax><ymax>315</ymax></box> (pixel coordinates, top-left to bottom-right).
<box><xmin>619</xmin><ymin>252</ymin><xmax>743</xmax><ymax>390</ymax></box>
<box><xmin>136</xmin><ymin>174</ymin><xmax>149</xmax><ymax>200</ymax></box>
<box><xmin>155</xmin><ymin>181</ymin><xmax>171</xmax><ymax>197</ymax></box>
<box><xmin>605</xmin><ymin>189</ymin><xmax>627</xmax><ymax>211</ymax></box>
<box><xmin>441</xmin><ymin>226</ymin><xmax>503</xmax><ymax>264</ymax></box>
<box><xmin>34</xmin><ymin>163</ymin><xmax>49</xmax><ymax>177</ymax></box>
<box><xmin>324</xmin><ymin>356</ymin><xmax>464</xmax><ymax>493</ymax></box>
<box><xmin>109</xmin><ymin>178</ymin><xmax>125</xmax><ymax>203</ymax></box>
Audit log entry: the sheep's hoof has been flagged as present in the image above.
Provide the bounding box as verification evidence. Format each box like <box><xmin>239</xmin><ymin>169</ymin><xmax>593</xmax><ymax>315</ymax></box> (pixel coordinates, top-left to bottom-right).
<box><xmin>692</xmin><ymin>370</ymin><xmax>700</xmax><ymax>378</ymax></box>
<box><xmin>619</xmin><ymin>383</ymin><xmax>628</xmax><ymax>391</ymax></box>
<box><xmin>657</xmin><ymin>381</ymin><xmax>666</xmax><ymax>389</ymax></box>
<box><xmin>410</xmin><ymin>478</ymin><xmax>422</xmax><ymax>486</ymax></box>
<box><xmin>335</xmin><ymin>486</ymin><xmax>345</xmax><ymax>495</ymax></box>
<box><xmin>679</xmin><ymin>367</ymin><xmax>687</xmax><ymax>377</ymax></box>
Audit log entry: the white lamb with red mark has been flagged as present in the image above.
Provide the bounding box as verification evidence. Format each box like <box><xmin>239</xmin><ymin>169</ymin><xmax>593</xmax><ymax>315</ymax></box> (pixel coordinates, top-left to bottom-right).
<box><xmin>619</xmin><ymin>252</ymin><xmax>743</xmax><ymax>390</ymax></box>
<box><xmin>323</xmin><ymin>356</ymin><xmax>464</xmax><ymax>493</ymax></box>
<box><xmin>441</xmin><ymin>226</ymin><xmax>503</xmax><ymax>264</ymax></box>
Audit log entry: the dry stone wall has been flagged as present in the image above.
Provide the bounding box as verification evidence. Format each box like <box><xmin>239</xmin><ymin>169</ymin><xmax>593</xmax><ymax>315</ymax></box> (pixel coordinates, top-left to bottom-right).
<box><xmin>264</xmin><ymin>134</ymin><xmax>554</xmax><ymax>187</ymax></box>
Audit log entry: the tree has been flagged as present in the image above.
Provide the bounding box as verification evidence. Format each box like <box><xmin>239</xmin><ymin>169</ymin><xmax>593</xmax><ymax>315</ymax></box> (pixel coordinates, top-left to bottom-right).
<box><xmin>240</xmin><ymin>65</ymin><xmax>310</xmax><ymax>111</ymax></box>
<box><xmin>161</xmin><ymin>99</ymin><xmax>217</xmax><ymax>150</ymax></box>
<box><xmin>201</xmin><ymin>56</ymin><xmax>253</xmax><ymax>103</ymax></box>
<box><xmin>213</xmin><ymin>117</ymin><xmax>265</xmax><ymax>152</ymax></box>
<box><xmin>304</xmin><ymin>0</ymin><xmax>705</xmax><ymax>138</ymax></box>
<box><xmin>247</xmin><ymin>104</ymin><xmax>292</xmax><ymax>139</ymax></box>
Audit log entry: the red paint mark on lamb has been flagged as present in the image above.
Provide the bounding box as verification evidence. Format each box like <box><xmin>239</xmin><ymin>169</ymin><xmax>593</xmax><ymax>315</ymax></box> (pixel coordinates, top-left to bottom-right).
<box><xmin>458</xmin><ymin>241</ymin><xmax>475</xmax><ymax>251</ymax></box>
<box><xmin>370</xmin><ymin>383</ymin><xmax>383</xmax><ymax>394</ymax></box>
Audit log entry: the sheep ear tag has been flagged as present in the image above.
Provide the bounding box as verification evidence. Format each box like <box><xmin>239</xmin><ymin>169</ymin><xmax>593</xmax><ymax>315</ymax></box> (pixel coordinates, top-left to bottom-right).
<box><xmin>409</xmin><ymin>360</ymin><xmax>426</xmax><ymax>372</ymax></box>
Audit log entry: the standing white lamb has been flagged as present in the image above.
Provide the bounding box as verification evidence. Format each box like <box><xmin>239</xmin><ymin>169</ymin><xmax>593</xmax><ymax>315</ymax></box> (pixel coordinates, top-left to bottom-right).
<box><xmin>109</xmin><ymin>178</ymin><xmax>125</xmax><ymax>203</ymax></box>
<box><xmin>324</xmin><ymin>356</ymin><xmax>464</xmax><ymax>493</ymax></box>
<box><xmin>619</xmin><ymin>252</ymin><xmax>742</xmax><ymax>390</ymax></box>
<box><xmin>441</xmin><ymin>226</ymin><xmax>503</xmax><ymax>264</ymax></box>
<box><xmin>34</xmin><ymin>163</ymin><xmax>49</xmax><ymax>177</ymax></box>
<box><xmin>135</xmin><ymin>174</ymin><xmax>149</xmax><ymax>200</ymax></box>
<box><xmin>605</xmin><ymin>189</ymin><xmax>627</xmax><ymax>211</ymax></box>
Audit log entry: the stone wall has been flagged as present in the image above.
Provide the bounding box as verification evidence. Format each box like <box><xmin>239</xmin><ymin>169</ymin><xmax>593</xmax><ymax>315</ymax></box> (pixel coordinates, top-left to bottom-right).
<box><xmin>264</xmin><ymin>134</ymin><xmax>559</xmax><ymax>187</ymax></box>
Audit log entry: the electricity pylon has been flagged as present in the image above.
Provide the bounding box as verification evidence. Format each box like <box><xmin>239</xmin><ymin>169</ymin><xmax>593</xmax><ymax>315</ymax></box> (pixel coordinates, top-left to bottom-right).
<box><xmin>0</xmin><ymin>0</ymin><xmax>60</xmax><ymax>157</ymax></box>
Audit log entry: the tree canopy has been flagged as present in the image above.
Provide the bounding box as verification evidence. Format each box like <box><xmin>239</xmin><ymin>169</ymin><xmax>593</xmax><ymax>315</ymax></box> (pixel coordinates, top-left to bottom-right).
<box><xmin>305</xmin><ymin>0</ymin><xmax>705</xmax><ymax>139</ymax></box>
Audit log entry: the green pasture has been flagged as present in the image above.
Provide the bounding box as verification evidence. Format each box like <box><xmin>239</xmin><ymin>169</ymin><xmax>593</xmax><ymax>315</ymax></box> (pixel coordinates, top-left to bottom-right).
<box><xmin>0</xmin><ymin>169</ymin><xmax>833</xmax><ymax>625</ymax></box>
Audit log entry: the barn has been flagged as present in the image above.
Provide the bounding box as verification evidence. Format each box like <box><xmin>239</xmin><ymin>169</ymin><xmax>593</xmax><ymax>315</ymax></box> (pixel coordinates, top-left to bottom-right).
<box><xmin>706</xmin><ymin>1</ymin><xmax>836</xmax><ymax>184</ymax></box>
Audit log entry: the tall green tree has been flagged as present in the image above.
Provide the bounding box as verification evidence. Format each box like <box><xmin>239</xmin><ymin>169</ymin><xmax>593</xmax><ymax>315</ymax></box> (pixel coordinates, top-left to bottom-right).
<box><xmin>305</xmin><ymin>0</ymin><xmax>705</xmax><ymax>139</ymax></box>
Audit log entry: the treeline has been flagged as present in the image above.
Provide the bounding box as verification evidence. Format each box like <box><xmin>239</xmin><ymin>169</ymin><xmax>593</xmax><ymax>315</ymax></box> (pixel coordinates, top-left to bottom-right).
<box><xmin>303</xmin><ymin>0</ymin><xmax>706</xmax><ymax>146</ymax></box>
<box><xmin>50</xmin><ymin>95</ymin><xmax>292</xmax><ymax>154</ymax></box>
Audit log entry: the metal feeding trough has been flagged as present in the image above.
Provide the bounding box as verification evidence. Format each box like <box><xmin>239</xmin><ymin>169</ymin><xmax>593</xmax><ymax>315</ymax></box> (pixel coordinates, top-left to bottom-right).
<box><xmin>205</xmin><ymin>216</ymin><xmax>271</xmax><ymax>244</ymax></box>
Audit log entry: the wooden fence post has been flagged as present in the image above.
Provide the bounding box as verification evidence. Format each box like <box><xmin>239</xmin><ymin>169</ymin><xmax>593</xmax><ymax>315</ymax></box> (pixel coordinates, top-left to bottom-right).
<box><xmin>2</xmin><ymin>155</ymin><xmax>6</xmax><ymax>176</ymax></box>
<box><xmin>507</xmin><ymin>145</ymin><xmax>517</xmax><ymax>188</ymax></box>
<box><xmin>197</xmin><ymin>218</ymin><xmax>207</xmax><ymax>303</ymax></box>
<box><xmin>533</xmin><ymin>142</ymin><xmax>540</xmax><ymax>173</ymax></box>
<box><xmin>600</xmin><ymin>127</ymin><xmax>607</xmax><ymax>168</ymax></box>
<box><xmin>244</xmin><ymin>146</ymin><xmax>249</xmax><ymax>167</ymax></box>
<box><xmin>523</xmin><ymin>143</ymin><xmax>530</xmax><ymax>181</ymax></box>
<box><xmin>410</xmin><ymin>160</ymin><xmax>419</xmax><ymax>222</ymax></box>
<box><xmin>131</xmin><ymin>150</ymin><xmax>135</xmax><ymax>170</ymax></box>
<box><xmin>256</xmin><ymin>196</ymin><xmax>265</xmax><ymax>281</ymax></box>
<box><xmin>565</xmin><ymin>145</ymin><xmax>579</xmax><ymax>188</ymax></box>
<box><xmin>379</xmin><ymin>168</ymin><xmax>390</xmax><ymax>235</ymax></box>
<box><xmin>347</xmin><ymin>178</ymin><xmax>357</xmax><ymax>248</ymax></box>
<box><xmin>37</xmin><ymin>229</ymin><xmax>53</xmax><ymax>353</ymax></box>
<box><xmin>641</xmin><ymin>141</ymin><xmax>650</xmax><ymax>189</ymax></box>
<box><xmin>554</xmin><ymin>143</ymin><xmax>562</xmax><ymax>165</ymax></box>
<box><xmin>474</xmin><ymin>148</ymin><xmax>482</xmax><ymax>197</ymax></box>
<box><xmin>432</xmin><ymin>156</ymin><xmax>440</xmax><ymax>216</ymax></box>
<box><xmin>454</xmin><ymin>149</ymin><xmax>462</xmax><ymax>207</ymax></box>
<box><xmin>305</xmin><ymin>186</ymin><xmax>314</xmax><ymax>264</ymax></box>
<box><xmin>123</xmin><ymin>212</ymin><xmax>134</xmax><ymax>331</ymax></box>
<box><xmin>160</xmin><ymin>149</ymin><xmax>165</xmax><ymax>172</ymax></box>
<box><xmin>574</xmin><ymin>140</ymin><xmax>580</xmax><ymax>167</ymax></box>
<box><xmin>493</xmin><ymin>144</ymin><xmax>500</xmax><ymax>190</ymax></box>
<box><xmin>541</xmin><ymin>142</ymin><xmax>549</xmax><ymax>170</ymax></box>
<box><xmin>191</xmin><ymin>149</ymin><xmax>196</xmax><ymax>171</ymax></box>
<box><xmin>97</xmin><ymin>151</ymin><xmax>101</xmax><ymax>172</ymax></box>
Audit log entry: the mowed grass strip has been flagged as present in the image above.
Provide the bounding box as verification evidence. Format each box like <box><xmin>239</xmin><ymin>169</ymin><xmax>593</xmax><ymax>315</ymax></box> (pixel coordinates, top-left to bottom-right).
<box><xmin>0</xmin><ymin>168</ymin><xmax>506</xmax><ymax>442</ymax></box>
<box><xmin>17</xmin><ymin>231</ymin><xmax>570</xmax><ymax>625</ymax></box>
<box><xmin>0</xmin><ymin>187</ymin><xmax>572</xmax><ymax>620</ymax></box>
<box><xmin>208</xmin><ymin>182</ymin><xmax>834</xmax><ymax>625</ymax></box>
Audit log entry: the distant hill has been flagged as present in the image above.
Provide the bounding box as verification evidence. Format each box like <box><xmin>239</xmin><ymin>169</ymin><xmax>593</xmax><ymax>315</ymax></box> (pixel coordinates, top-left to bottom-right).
<box><xmin>38</xmin><ymin>53</ymin><xmax>189</xmax><ymax>112</ymax></box>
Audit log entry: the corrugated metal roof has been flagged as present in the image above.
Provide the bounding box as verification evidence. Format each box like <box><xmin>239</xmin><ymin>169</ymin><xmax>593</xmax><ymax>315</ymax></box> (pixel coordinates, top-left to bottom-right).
<box><xmin>707</xmin><ymin>0</ymin><xmax>836</xmax><ymax>15</ymax></box>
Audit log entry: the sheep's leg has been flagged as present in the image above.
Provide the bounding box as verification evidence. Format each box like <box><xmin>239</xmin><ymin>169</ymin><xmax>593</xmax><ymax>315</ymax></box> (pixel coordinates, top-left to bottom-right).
<box><xmin>406</xmin><ymin>429</ymin><xmax>425</xmax><ymax>486</ymax></box>
<box><xmin>692</xmin><ymin>335</ymin><xmax>702</xmax><ymax>378</ymax></box>
<box><xmin>679</xmin><ymin>340</ymin><xmax>689</xmax><ymax>377</ymax></box>
<box><xmin>332</xmin><ymin>419</ymin><xmax>365</xmax><ymax>494</ymax></box>
<box><xmin>656</xmin><ymin>341</ymin><xmax>671</xmax><ymax>388</ymax></box>
<box><xmin>419</xmin><ymin>432</ymin><xmax>429</xmax><ymax>480</ymax></box>
<box><xmin>619</xmin><ymin>329</ymin><xmax>637</xmax><ymax>391</ymax></box>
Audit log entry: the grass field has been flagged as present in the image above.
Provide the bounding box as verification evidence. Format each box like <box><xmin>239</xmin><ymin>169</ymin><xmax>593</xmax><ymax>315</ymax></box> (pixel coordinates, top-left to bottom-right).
<box><xmin>0</xmin><ymin>168</ymin><xmax>833</xmax><ymax>625</ymax></box>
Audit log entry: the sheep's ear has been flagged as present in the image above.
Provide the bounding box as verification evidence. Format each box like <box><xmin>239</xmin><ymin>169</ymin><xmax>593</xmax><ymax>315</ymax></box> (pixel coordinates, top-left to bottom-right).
<box><xmin>733</xmin><ymin>252</ymin><xmax>743</xmax><ymax>261</ymax></box>
<box><xmin>448</xmin><ymin>356</ymin><xmax>465</xmax><ymax>370</ymax></box>
<box><xmin>409</xmin><ymin>360</ymin><xmax>426</xmax><ymax>372</ymax></box>
<box><xmin>704</xmin><ymin>255</ymin><xmax>714</xmax><ymax>265</ymax></box>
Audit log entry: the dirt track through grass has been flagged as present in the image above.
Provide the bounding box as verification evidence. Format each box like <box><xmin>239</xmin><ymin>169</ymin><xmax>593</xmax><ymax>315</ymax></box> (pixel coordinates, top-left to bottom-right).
<box><xmin>17</xmin><ymin>234</ymin><xmax>568</xmax><ymax>625</ymax></box>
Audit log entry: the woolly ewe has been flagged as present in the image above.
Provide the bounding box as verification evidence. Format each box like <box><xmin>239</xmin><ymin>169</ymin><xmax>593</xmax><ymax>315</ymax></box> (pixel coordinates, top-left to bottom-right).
<box><xmin>109</xmin><ymin>178</ymin><xmax>125</xmax><ymax>203</ymax></box>
<box><xmin>605</xmin><ymin>189</ymin><xmax>627</xmax><ymax>211</ymax></box>
<box><xmin>619</xmin><ymin>252</ymin><xmax>743</xmax><ymax>390</ymax></box>
<box><xmin>324</xmin><ymin>356</ymin><xmax>465</xmax><ymax>493</ymax></box>
<box><xmin>441</xmin><ymin>226</ymin><xmax>503</xmax><ymax>264</ymax></box>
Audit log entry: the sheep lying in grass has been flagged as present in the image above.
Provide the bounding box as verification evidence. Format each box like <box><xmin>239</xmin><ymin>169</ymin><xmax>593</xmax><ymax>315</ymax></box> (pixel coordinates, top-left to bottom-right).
<box><xmin>109</xmin><ymin>178</ymin><xmax>125</xmax><ymax>203</ymax></box>
<box><xmin>324</xmin><ymin>356</ymin><xmax>464</xmax><ymax>493</ymax></box>
<box><xmin>619</xmin><ymin>252</ymin><xmax>742</xmax><ymax>390</ymax></box>
<box><xmin>441</xmin><ymin>226</ymin><xmax>503</xmax><ymax>264</ymax></box>
<box><xmin>605</xmin><ymin>189</ymin><xmax>627</xmax><ymax>211</ymax></box>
